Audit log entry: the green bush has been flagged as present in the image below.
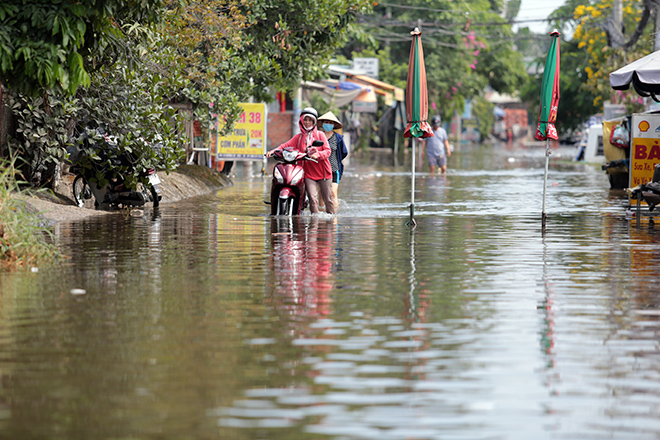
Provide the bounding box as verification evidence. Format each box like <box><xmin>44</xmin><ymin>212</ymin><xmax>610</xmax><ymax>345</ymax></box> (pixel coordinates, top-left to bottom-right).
<box><xmin>0</xmin><ymin>159</ymin><xmax>59</xmax><ymax>269</ymax></box>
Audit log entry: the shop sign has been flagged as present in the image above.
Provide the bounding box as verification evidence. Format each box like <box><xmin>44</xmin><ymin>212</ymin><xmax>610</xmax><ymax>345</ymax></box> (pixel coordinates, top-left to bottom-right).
<box><xmin>216</xmin><ymin>103</ymin><xmax>267</xmax><ymax>161</ymax></box>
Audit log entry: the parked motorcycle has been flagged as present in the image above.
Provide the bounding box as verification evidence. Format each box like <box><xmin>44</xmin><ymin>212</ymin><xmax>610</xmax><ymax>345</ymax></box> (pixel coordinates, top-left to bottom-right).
<box><xmin>68</xmin><ymin>126</ymin><xmax>162</xmax><ymax>210</ymax></box>
<box><xmin>265</xmin><ymin>141</ymin><xmax>321</xmax><ymax>216</ymax></box>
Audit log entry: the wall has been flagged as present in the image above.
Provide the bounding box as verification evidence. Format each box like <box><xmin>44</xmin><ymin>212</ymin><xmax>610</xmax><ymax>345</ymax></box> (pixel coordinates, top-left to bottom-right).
<box><xmin>504</xmin><ymin>108</ymin><xmax>530</xmax><ymax>138</ymax></box>
<box><xmin>267</xmin><ymin>112</ymin><xmax>293</xmax><ymax>149</ymax></box>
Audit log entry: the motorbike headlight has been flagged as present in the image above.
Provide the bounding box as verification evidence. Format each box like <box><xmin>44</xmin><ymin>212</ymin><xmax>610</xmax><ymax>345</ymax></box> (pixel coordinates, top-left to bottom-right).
<box><xmin>274</xmin><ymin>167</ymin><xmax>284</xmax><ymax>183</ymax></box>
<box><xmin>283</xmin><ymin>149</ymin><xmax>297</xmax><ymax>162</ymax></box>
<box><xmin>290</xmin><ymin>169</ymin><xmax>304</xmax><ymax>185</ymax></box>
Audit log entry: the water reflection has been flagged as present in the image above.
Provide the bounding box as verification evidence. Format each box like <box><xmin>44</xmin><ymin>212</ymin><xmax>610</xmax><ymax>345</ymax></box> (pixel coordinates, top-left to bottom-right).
<box><xmin>268</xmin><ymin>216</ymin><xmax>337</xmax><ymax>324</ymax></box>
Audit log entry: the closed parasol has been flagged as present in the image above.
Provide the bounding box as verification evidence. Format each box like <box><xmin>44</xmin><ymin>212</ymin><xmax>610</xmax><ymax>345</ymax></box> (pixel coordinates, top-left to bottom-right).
<box><xmin>537</xmin><ymin>30</ymin><xmax>561</xmax><ymax>229</ymax></box>
<box><xmin>404</xmin><ymin>28</ymin><xmax>433</xmax><ymax>140</ymax></box>
<box><xmin>404</xmin><ymin>28</ymin><xmax>433</xmax><ymax>227</ymax></box>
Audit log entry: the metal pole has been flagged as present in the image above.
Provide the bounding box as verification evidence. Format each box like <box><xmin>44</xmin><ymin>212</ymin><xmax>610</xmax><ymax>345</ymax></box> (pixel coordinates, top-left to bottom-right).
<box><xmin>542</xmin><ymin>138</ymin><xmax>550</xmax><ymax>227</ymax></box>
<box><xmin>408</xmin><ymin>137</ymin><xmax>417</xmax><ymax>227</ymax></box>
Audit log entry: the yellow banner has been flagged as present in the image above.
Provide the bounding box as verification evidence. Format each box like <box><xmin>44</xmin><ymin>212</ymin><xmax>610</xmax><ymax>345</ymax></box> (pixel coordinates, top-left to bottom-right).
<box><xmin>216</xmin><ymin>103</ymin><xmax>267</xmax><ymax>161</ymax></box>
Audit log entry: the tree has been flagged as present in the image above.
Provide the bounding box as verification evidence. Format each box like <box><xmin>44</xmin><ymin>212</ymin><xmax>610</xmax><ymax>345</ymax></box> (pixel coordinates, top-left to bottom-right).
<box><xmin>159</xmin><ymin>0</ymin><xmax>372</xmax><ymax>138</ymax></box>
<box><xmin>162</xmin><ymin>0</ymin><xmax>253</xmax><ymax>131</ymax></box>
<box><xmin>349</xmin><ymin>0</ymin><xmax>527</xmax><ymax>138</ymax></box>
<box><xmin>571</xmin><ymin>0</ymin><xmax>655</xmax><ymax>111</ymax></box>
<box><xmin>238</xmin><ymin>0</ymin><xmax>373</xmax><ymax>95</ymax></box>
<box><xmin>0</xmin><ymin>0</ymin><xmax>165</xmax><ymax>96</ymax></box>
<box><xmin>3</xmin><ymin>0</ymin><xmax>375</xmax><ymax>187</ymax></box>
<box><xmin>7</xmin><ymin>29</ymin><xmax>187</xmax><ymax>187</ymax></box>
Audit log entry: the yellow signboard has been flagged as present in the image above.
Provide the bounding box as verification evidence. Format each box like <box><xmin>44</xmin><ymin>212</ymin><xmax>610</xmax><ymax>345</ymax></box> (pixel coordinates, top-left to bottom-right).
<box><xmin>216</xmin><ymin>103</ymin><xmax>267</xmax><ymax>161</ymax></box>
<box><xmin>630</xmin><ymin>114</ymin><xmax>660</xmax><ymax>188</ymax></box>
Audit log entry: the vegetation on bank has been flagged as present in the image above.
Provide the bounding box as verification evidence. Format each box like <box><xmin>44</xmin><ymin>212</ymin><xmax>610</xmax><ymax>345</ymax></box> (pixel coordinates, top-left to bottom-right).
<box><xmin>0</xmin><ymin>160</ymin><xmax>59</xmax><ymax>269</ymax></box>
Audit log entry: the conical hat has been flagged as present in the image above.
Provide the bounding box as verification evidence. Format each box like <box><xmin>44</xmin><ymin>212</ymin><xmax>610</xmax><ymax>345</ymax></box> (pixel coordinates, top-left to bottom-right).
<box><xmin>318</xmin><ymin>111</ymin><xmax>343</xmax><ymax>130</ymax></box>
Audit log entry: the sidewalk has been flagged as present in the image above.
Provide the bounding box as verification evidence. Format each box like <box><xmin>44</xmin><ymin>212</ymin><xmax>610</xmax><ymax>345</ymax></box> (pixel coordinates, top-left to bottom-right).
<box><xmin>18</xmin><ymin>165</ymin><xmax>232</xmax><ymax>224</ymax></box>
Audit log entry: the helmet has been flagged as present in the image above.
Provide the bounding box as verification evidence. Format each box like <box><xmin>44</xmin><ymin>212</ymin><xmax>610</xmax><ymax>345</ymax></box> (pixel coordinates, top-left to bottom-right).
<box><xmin>430</xmin><ymin>115</ymin><xmax>441</xmax><ymax>126</ymax></box>
<box><xmin>299</xmin><ymin>107</ymin><xmax>318</xmax><ymax>133</ymax></box>
<box><xmin>300</xmin><ymin>107</ymin><xmax>318</xmax><ymax>121</ymax></box>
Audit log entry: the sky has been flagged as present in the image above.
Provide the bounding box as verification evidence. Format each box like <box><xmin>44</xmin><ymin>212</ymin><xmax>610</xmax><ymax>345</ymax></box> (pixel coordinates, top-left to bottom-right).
<box><xmin>514</xmin><ymin>0</ymin><xmax>567</xmax><ymax>34</ymax></box>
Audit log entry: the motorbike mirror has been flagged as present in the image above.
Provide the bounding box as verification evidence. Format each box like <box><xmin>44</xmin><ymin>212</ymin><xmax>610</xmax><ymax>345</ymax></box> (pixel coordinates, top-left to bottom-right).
<box><xmin>311</xmin><ymin>140</ymin><xmax>324</xmax><ymax>147</ymax></box>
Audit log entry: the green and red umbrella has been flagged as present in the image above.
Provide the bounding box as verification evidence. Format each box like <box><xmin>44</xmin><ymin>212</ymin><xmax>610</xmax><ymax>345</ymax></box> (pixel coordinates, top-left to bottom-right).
<box><xmin>537</xmin><ymin>30</ymin><xmax>561</xmax><ymax>228</ymax></box>
<box><xmin>404</xmin><ymin>28</ymin><xmax>434</xmax><ymax>139</ymax></box>
<box><xmin>404</xmin><ymin>28</ymin><xmax>433</xmax><ymax>227</ymax></box>
<box><xmin>535</xmin><ymin>30</ymin><xmax>561</xmax><ymax>141</ymax></box>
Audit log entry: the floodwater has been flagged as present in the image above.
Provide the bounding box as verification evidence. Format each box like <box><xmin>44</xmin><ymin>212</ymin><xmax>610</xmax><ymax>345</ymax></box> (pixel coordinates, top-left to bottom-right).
<box><xmin>2</xmin><ymin>142</ymin><xmax>660</xmax><ymax>440</ymax></box>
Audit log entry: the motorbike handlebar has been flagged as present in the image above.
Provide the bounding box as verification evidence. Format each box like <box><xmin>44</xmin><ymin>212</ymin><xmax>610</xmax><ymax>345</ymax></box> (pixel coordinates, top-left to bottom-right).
<box><xmin>265</xmin><ymin>150</ymin><xmax>317</xmax><ymax>162</ymax></box>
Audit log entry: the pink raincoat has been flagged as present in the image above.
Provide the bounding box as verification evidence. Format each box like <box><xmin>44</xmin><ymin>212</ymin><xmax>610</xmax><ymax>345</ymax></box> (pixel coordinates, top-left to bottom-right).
<box><xmin>273</xmin><ymin>115</ymin><xmax>332</xmax><ymax>181</ymax></box>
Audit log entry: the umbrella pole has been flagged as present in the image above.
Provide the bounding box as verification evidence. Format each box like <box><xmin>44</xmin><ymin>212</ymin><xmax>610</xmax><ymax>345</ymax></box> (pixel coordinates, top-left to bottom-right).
<box><xmin>407</xmin><ymin>138</ymin><xmax>417</xmax><ymax>227</ymax></box>
<box><xmin>542</xmin><ymin>138</ymin><xmax>550</xmax><ymax>228</ymax></box>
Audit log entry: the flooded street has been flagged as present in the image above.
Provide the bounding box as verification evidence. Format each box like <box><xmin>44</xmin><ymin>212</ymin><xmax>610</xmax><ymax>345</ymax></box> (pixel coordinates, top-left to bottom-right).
<box><xmin>2</xmin><ymin>142</ymin><xmax>660</xmax><ymax>439</ymax></box>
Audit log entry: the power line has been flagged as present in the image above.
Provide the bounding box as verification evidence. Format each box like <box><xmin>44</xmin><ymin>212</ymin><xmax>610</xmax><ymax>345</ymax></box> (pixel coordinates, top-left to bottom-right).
<box><xmin>373</xmin><ymin>2</ymin><xmax>573</xmax><ymax>27</ymax></box>
<box><xmin>358</xmin><ymin>17</ymin><xmax>573</xmax><ymax>38</ymax></box>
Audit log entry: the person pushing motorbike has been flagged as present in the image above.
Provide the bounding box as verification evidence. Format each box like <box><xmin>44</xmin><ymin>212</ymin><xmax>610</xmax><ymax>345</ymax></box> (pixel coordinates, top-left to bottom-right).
<box><xmin>266</xmin><ymin>108</ymin><xmax>335</xmax><ymax>214</ymax></box>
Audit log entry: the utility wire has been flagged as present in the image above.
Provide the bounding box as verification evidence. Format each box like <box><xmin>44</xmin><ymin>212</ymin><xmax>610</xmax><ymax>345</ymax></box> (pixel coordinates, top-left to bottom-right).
<box><xmin>371</xmin><ymin>3</ymin><xmax>573</xmax><ymax>27</ymax></box>
<box><xmin>360</xmin><ymin>15</ymin><xmax>575</xmax><ymax>27</ymax></box>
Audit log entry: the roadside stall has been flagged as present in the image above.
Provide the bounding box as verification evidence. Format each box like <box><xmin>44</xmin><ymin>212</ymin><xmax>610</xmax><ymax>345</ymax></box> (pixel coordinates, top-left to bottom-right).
<box><xmin>610</xmin><ymin>50</ymin><xmax>660</xmax><ymax>214</ymax></box>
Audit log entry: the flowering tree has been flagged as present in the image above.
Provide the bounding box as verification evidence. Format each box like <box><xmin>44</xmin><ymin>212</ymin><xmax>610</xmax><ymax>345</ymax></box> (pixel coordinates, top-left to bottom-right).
<box><xmin>350</xmin><ymin>0</ymin><xmax>526</xmax><ymax>139</ymax></box>
<box><xmin>572</xmin><ymin>1</ymin><xmax>654</xmax><ymax>111</ymax></box>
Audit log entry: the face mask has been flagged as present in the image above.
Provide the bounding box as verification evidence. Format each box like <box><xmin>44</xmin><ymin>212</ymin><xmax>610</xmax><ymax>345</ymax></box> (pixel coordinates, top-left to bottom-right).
<box><xmin>322</xmin><ymin>123</ymin><xmax>335</xmax><ymax>132</ymax></box>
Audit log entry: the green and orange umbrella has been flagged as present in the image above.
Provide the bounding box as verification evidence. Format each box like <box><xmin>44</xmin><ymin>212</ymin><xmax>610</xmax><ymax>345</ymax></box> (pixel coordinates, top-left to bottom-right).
<box><xmin>404</xmin><ymin>28</ymin><xmax>433</xmax><ymax>227</ymax></box>
<box><xmin>404</xmin><ymin>28</ymin><xmax>434</xmax><ymax>140</ymax></box>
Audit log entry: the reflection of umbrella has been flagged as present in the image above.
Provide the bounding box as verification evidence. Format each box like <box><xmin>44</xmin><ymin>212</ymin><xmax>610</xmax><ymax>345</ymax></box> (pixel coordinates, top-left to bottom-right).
<box><xmin>536</xmin><ymin>30</ymin><xmax>561</xmax><ymax>229</ymax></box>
<box><xmin>610</xmin><ymin>49</ymin><xmax>660</xmax><ymax>99</ymax></box>
<box><xmin>404</xmin><ymin>28</ymin><xmax>433</xmax><ymax>227</ymax></box>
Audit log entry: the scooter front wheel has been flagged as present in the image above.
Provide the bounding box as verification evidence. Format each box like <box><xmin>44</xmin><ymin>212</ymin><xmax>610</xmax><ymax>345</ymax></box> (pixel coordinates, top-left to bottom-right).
<box><xmin>276</xmin><ymin>197</ymin><xmax>294</xmax><ymax>216</ymax></box>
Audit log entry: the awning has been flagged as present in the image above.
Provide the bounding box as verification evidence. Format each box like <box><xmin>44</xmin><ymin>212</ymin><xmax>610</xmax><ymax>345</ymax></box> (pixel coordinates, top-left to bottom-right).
<box><xmin>347</xmin><ymin>74</ymin><xmax>405</xmax><ymax>104</ymax></box>
<box><xmin>301</xmin><ymin>80</ymin><xmax>365</xmax><ymax>108</ymax></box>
<box><xmin>610</xmin><ymin>49</ymin><xmax>660</xmax><ymax>97</ymax></box>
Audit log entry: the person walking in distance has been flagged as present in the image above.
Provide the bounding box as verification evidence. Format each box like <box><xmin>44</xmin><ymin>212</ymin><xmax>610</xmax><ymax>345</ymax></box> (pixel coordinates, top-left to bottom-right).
<box><xmin>265</xmin><ymin>107</ymin><xmax>335</xmax><ymax>214</ymax></box>
<box><xmin>425</xmin><ymin>115</ymin><xmax>451</xmax><ymax>174</ymax></box>
<box><xmin>318</xmin><ymin>111</ymin><xmax>348</xmax><ymax>210</ymax></box>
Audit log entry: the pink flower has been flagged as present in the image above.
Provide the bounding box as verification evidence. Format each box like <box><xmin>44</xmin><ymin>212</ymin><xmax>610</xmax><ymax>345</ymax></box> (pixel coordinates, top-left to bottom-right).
<box><xmin>431</xmin><ymin>102</ymin><xmax>437</xmax><ymax>110</ymax></box>
<box><xmin>209</xmin><ymin>102</ymin><xmax>214</xmax><ymax>108</ymax></box>
<box><xmin>470</xmin><ymin>64</ymin><xmax>476</xmax><ymax>70</ymax></box>
<box><xmin>457</xmin><ymin>82</ymin><xmax>462</xmax><ymax>87</ymax></box>
<box><xmin>474</xmin><ymin>50</ymin><xmax>480</xmax><ymax>56</ymax></box>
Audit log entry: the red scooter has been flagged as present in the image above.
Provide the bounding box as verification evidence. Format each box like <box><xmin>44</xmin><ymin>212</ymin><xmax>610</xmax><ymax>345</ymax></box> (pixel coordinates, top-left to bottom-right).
<box><xmin>266</xmin><ymin>141</ymin><xmax>321</xmax><ymax>216</ymax></box>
